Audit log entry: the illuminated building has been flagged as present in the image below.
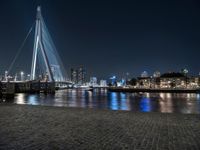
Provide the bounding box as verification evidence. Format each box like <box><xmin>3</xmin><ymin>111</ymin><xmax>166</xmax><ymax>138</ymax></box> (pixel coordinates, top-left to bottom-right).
<box><xmin>78</xmin><ymin>66</ymin><xmax>86</xmax><ymax>85</ymax></box>
<box><xmin>160</xmin><ymin>72</ymin><xmax>186</xmax><ymax>89</ymax></box>
<box><xmin>70</xmin><ymin>66</ymin><xmax>86</xmax><ymax>85</ymax></box>
<box><xmin>188</xmin><ymin>77</ymin><xmax>200</xmax><ymax>88</ymax></box>
<box><xmin>100</xmin><ymin>80</ymin><xmax>107</xmax><ymax>87</ymax></box>
<box><xmin>137</xmin><ymin>71</ymin><xmax>151</xmax><ymax>88</ymax></box>
<box><xmin>153</xmin><ymin>71</ymin><xmax>161</xmax><ymax>78</ymax></box>
<box><xmin>152</xmin><ymin>71</ymin><xmax>161</xmax><ymax>88</ymax></box>
<box><xmin>137</xmin><ymin>77</ymin><xmax>151</xmax><ymax>88</ymax></box>
<box><xmin>90</xmin><ymin>77</ymin><xmax>97</xmax><ymax>87</ymax></box>
<box><xmin>70</xmin><ymin>68</ymin><xmax>78</xmax><ymax>84</ymax></box>
<box><xmin>110</xmin><ymin>75</ymin><xmax>117</xmax><ymax>86</ymax></box>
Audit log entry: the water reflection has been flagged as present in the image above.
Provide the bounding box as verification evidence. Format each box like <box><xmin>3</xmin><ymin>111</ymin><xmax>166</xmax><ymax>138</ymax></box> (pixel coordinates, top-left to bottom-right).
<box><xmin>159</xmin><ymin>93</ymin><xmax>173</xmax><ymax>113</ymax></box>
<box><xmin>1</xmin><ymin>89</ymin><xmax>200</xmax><ymax>114</ymax></box>
<box><xmin>140</xmin><ymin>97</ymin><xmax>151</xmax><ymax>112</ymax></box>
<box><xmin>110</xmin><ymin>92</ymin><xmax>118</xmax><ymax>110</ymax></box>
<box><xmin>27</xmin><ymin>95</ymin><xmax>39</xmax><ymax>105</ymax></box>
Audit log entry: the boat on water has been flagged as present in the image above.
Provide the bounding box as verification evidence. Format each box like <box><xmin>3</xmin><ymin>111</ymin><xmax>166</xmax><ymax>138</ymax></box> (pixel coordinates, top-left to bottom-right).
<box><xmin>75</xmin><ymin>85</ymin><xmax>93</xmax><ymax>91</ymax></box>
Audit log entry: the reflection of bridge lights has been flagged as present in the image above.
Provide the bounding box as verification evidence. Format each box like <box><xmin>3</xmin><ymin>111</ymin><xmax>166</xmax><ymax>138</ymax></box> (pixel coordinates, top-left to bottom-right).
<box><xmin>88</xmin><ymin>91</ymin><xmax>93</xmax><ymax>103</ymax></box>
<box><xmin>110</xmin><ymin>92</ymin><xmax>118</xmax><ymax>110</ymax></box>
<box><xmin>140</xmin><ymin>97</ymin><xmax>151</xmax><ymax>112</ymax></box>
<box><xmin>28</xmin><ymin>95</ymin><xmax>39</xmax><ymax>105</ymax></box>
<box><xmin>15</xmin><ymin>94</ymin><xmax>25</xmax><ymax>104</ymax></box>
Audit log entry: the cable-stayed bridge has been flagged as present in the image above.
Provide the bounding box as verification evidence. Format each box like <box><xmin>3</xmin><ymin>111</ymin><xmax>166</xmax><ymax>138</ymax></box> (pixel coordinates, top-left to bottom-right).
<box><xmin>0</xmin><ymin>6</ymin><xmax>72</xmax><ymax>95</ymax></box>
<box><xmin>31</xmin><ymin>6</ymin><xmax>67</xmax><ymax>82</ymax></box>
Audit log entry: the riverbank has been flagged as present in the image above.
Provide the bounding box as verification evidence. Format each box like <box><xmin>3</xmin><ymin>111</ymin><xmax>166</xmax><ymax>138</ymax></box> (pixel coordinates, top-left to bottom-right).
<box><xmin>0</xmin><ymin>104</ymin><xmax>200</xmax><ymax>150</ymax></box>
<box><xmin>108</xmin><ymin>87</ymin><xmax>200</xmax><ymax>93</ymax></box>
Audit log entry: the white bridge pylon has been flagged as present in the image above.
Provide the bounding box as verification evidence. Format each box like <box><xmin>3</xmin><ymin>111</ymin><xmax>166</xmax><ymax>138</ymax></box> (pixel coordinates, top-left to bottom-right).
<box><xmin>31</xmin><ymin>6</ymin><xmax>66</xmax><ymax>82</ymax></box>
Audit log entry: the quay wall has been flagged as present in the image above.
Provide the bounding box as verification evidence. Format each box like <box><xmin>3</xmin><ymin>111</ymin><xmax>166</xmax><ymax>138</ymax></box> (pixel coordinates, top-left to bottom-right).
<box><xmin>108</xmin><ymin>87</ymin><xmax>200</xmax><ymax>93</ymax></box>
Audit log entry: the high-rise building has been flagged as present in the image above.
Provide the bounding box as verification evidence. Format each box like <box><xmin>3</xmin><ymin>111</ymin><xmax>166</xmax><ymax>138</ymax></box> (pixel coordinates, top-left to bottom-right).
<box><xmin>100</xmin><ymin>80</ymin><xmax>107</xmax><ymax>87</ymax></box>
<box><xmin>78</xmin><ymin>66</ymin><xmax>86</xmax><ymax>85</ymax></box>
<box><xmin>90</xmin><ymin>77</ymin><xmax>97</xmax><ymax>86</ymax></box>
<box><xmin>70</xmin><ymin>68</ymin><xmax>78</xmax><ymax>83</ymax></box>
<box><xmin>70</xmin><ymin>66</ymin><xmax>86</xmax><ymax>85</ymax></box>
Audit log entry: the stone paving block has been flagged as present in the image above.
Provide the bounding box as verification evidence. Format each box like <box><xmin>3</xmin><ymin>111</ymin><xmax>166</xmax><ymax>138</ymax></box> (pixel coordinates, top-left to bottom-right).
<box><xmin>0</xmin><ymin>104</ymin><xmax>200</xmax><ymax>150</ymax></box>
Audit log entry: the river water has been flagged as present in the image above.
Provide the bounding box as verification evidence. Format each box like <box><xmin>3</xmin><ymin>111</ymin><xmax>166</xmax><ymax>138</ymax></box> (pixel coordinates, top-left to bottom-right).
<box><xmin>1</xmin><ymin>88</ymin><xmax>200</xmax><ymax>114</ymax></box>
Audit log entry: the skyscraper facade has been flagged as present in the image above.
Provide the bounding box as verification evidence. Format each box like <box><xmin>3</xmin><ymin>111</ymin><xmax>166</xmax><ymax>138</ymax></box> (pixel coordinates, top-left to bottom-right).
<box><xmin>70</xmin><ymin>66</ymin><xmax>86</xmax><ymax>85</ymax></box>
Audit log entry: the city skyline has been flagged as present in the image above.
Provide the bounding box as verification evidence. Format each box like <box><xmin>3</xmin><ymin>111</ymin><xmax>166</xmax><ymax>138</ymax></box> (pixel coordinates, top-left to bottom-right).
<box><xmin>0</xmin><ymin>0</ymin><xmax>200</xmax><ymax>79</ymax></box>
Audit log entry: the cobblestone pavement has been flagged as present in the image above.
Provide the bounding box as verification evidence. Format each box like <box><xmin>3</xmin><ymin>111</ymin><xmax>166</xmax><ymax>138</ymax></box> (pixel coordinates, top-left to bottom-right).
<box><xmin>0</xmin><ymin>104</ymin><xmax>200</xmax><ymax>150</ymax></box>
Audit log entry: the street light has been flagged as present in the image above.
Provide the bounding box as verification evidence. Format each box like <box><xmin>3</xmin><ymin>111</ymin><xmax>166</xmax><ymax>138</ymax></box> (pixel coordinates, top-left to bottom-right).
<box><xmin>5</xmin><ymin>71</ymin><xmax>8</xmax><ymax>81</ymax></box>
<box><xmin>27</xmin><ymin>74</ymin><xmax>30</xmax><ymax>81</ymax></box>
<box><xmin>21</xmin><ymin>71</ymin><xmax>24</xmax><ymax>81</ymax></box>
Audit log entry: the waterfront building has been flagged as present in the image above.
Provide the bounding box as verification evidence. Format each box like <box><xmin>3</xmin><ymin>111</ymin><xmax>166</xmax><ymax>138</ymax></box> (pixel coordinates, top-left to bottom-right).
<box><xmin>137</xmin><ymin>71</ymin><xmax>150</xmax><ymax>88</ymax></box>
<box><xmin>121</xmin><ymin>78</ymin><xmax>126</xmax><ymax>86</ymax></box>
<box><xmin>160</xmin><ymin>72</ymin><xmax>186</xmax><ymax>89</ymax></box>
<box><xmin>150</xmin><ymin>71</ymin><xmax>161</xmax><ymax>88</ymax></box>
<box><xmin>152</xmin><ymin>76</ymin><xmax>160</xmax><ymax>89</ymax></box>
<box><xmin>78</xmin><ymin>66</ymin><xmax>86</xmax><ymax>85</ymax></box>
<box><xmin>70</xmin><ymin>66</ymin><xmax>86</xmax><ymax>85</ymax></box>
<box><xmin>188</xmin><ymin>77</ymin><xmax>200</xmax><ymax>89</ymax></box>
<box><xmin>153</xmin><ymin>71</ymin><xmax>161</xmax><ymax>78</ymax></box>
<box><xmin>137</xmin><ymin>77</ymin><xmax>151</xmax><ymax>88</ymax></box>
<box><xmin>100</xmin><ymin>80</ymin><xmax>107</xmax><ymax>87</ymax></box>
<box><xmin>110</xmin><ymin>76</ymin><xmax>117</xmax><ymax>86</ymax></box>
<box><xmin>90</xmin><ymin>77</ymin><xmax>97</xmax><ymax>87</ymax></box>
<box><xmin>70</xmin><ymin>68</ymin><xmax>78</xmax><ymax>84</ymax></box>
<box><xmin>136</xmin><ymin>72</ymin><xmax>195</xmax><ymax>89</ymax></box>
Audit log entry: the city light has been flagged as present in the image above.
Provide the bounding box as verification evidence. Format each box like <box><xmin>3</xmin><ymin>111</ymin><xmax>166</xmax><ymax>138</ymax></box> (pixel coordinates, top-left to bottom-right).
<box><xmin>20</xmin><ymin>71</ymin><xmax>24</xmax><ymax>81</ymax></box>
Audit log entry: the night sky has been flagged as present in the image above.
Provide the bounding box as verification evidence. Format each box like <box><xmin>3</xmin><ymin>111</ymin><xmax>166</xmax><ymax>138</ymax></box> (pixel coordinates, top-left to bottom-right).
<box><xmin>0</xmin><ymin>0</ymin><xmax>200</xmax><ymax>79</ymax></box>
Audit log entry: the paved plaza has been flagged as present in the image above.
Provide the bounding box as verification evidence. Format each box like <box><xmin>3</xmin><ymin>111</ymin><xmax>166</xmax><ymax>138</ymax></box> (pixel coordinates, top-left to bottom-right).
<box><xmin>0</xmin><ymin>104</ymin><xmax>200</xmax><ymax>150</ymax></box>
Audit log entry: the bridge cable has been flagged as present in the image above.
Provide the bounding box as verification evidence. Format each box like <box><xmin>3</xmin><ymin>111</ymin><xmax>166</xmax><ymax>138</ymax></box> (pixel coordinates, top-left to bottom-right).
<box><xmin>7</xmin><ymin>23</ymin><xmax>34</xmax><ymax>74</ymax></box>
